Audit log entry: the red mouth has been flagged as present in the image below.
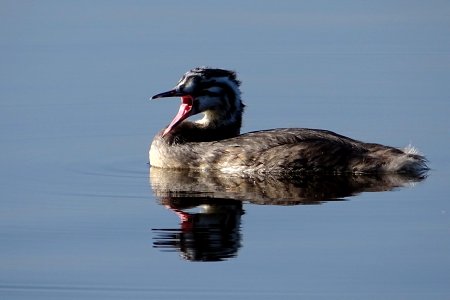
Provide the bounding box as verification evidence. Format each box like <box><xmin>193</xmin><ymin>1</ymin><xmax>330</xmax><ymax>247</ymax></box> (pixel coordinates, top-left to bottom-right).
<box><xmin>162</xmin><ymin>96</ymin><xmax>194</xmax><ymax>136</ymax></box>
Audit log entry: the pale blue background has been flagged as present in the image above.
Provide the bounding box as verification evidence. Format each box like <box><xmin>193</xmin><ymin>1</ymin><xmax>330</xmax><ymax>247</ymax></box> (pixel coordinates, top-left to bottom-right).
<box><xmin>1</xmin><ymin>1</ymin><xmax>449</xmax><ymax>299</ymax></box>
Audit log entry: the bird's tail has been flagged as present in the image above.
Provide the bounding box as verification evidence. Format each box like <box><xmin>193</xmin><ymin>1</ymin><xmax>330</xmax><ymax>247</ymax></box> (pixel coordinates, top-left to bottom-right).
<box><xmin>383</xmin><ymin>145</ymin><xmax>429</xmax><ymax>176</ymax></box>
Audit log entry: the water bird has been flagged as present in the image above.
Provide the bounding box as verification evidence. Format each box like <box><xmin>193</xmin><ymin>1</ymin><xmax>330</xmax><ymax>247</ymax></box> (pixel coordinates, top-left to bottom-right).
<box><xmin>149</xmin><ymin>67</ymin><xmax>428</xmax><ymax>176</ymax></box>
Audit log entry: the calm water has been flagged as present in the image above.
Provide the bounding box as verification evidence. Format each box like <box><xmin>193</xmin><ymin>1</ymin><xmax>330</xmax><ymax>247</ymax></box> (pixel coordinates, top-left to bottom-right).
<box><xmin>1</xmin><ymin>1</ymin><xmax>450</xmax><ymax>299</ymax></box>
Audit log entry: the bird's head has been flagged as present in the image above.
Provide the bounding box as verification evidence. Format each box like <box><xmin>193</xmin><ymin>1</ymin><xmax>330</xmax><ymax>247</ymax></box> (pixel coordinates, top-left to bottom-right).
<box><xmin>151</xmin><ymin>67</ymin><xmax>244</xmax><ymax>136</ymax></box>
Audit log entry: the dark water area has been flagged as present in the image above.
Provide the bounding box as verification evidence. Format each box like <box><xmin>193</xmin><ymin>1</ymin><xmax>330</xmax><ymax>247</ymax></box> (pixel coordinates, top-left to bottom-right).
<box><xmin>1</xmin><ymin>1</ymin><xmax>450</xmax><ymax>299</ymax></box>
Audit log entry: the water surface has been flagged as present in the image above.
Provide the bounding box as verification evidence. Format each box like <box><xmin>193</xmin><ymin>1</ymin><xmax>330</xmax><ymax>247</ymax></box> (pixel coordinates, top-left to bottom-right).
<box><xmin>1</xmin><ymin>1</ymin><xmax>449</xmax><ymax>299</ymax></box>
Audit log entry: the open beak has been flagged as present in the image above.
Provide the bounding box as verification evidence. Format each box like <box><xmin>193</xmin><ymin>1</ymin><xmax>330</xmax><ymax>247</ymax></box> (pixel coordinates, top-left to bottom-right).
<box><xmin>151</xmin><ymin>89</ymin><xmax>195</xmax><ymax>136</ymax></box>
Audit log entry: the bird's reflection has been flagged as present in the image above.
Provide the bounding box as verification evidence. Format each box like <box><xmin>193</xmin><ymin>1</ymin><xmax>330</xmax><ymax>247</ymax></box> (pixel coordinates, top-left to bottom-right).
<box><xmin>150</xmin><ymin>168</ymin><xmax>426</xmax><ymax>261</ymax></box>
<box><xmin>153</xmin><ymin>198</ymin><xmax>243</xmax><ymax>262</ymax></box>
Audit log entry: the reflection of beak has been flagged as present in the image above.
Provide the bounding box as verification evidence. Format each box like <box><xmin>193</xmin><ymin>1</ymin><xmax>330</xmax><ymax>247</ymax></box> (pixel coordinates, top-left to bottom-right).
<box><xmin>151</xmin><ymin>89</ymin><xmax>195</xmax><ymax>136</ymax></box>
<box><xmin>151</xmin><ymin>89</ymin><xmax>184</xmax><ymax>99</ymax></box>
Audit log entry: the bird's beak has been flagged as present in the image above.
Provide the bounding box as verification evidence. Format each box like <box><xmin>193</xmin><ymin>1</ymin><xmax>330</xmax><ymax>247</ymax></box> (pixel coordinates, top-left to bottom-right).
<box><xmin>151</xmin><ymin>89</ymin><xmax>183</xmax><ymax>99</ymax></box>
<box><xmin>151</xmin><ymin>89</ymin><xmax>195</xmax><ymax>137</ymax></box>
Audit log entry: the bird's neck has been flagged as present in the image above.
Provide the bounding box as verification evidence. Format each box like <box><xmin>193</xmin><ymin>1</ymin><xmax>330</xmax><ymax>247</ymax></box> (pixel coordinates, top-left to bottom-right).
<box><xmin>162</xmin><ymin>110</ymin><xmax>243</xmax><ymax>144</ymax></box>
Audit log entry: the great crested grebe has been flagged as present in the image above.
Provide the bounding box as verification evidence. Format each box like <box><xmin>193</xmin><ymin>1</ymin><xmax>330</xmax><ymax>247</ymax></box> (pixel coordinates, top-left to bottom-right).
<box><xmin>149</xmin><ymin>67</ymin><xmax>428</xmax><ymax>176</ymax></box>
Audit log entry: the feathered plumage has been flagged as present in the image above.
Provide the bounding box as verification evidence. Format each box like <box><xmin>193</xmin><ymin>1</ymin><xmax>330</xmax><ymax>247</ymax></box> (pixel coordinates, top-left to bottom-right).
<box><xmin>150</xmin><ymin>67</ymin><xmax>428</xmax><ymax>176</ymax></box>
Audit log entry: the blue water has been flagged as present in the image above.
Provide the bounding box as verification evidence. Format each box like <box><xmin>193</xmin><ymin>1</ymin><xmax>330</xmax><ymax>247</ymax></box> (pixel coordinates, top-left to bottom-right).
<box><xmin>1</xmin><ymin>1</ymin><xmax>449</xmax><ymax>299</ymax></box>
